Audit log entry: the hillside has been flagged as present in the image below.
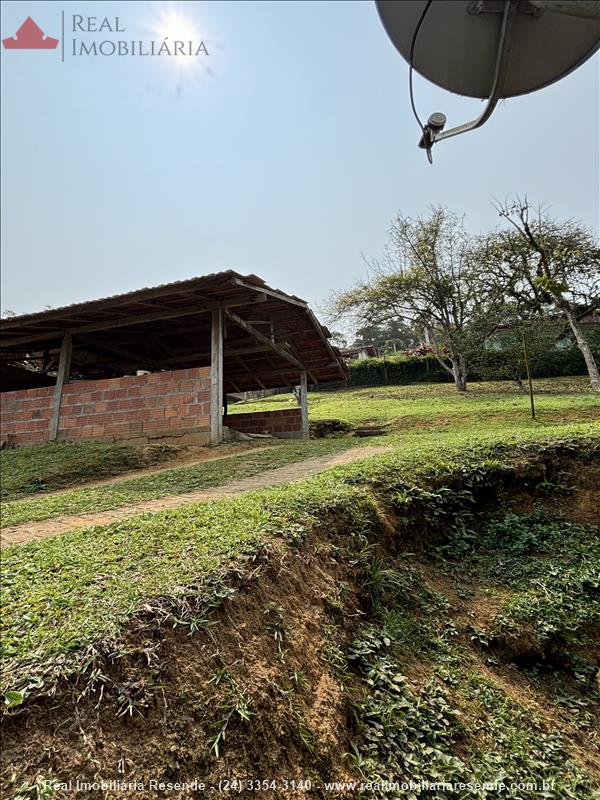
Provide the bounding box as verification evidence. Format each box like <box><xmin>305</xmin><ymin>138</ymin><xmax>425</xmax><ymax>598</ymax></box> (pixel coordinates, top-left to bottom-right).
<box><xmin>1</xmin><ymin>377</ymin><xmax>599</xmax><ymax>799</ymax></box>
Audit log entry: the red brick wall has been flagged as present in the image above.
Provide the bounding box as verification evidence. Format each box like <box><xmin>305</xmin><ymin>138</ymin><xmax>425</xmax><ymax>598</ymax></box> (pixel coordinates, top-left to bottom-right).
<box><xmin>0</xmin><ymin>367</ymin><xmax>210</xmax><ymax>447</ymax></box>
<box><xmin>225</xmin><ymin>408</ymin><xmax>303</xmax><ymax>438</ymax></box>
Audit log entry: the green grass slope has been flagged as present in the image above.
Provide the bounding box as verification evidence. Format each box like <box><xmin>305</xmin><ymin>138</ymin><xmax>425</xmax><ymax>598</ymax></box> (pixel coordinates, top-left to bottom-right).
<box><xmin>1</xmin><ymin>426</ymin><xmax>598</xmax><ymax>702</ymax></box>
<box><xmin>0</xmin><ymin>440</ymin><xmax>178</xmax><ymax>501</ymax></box>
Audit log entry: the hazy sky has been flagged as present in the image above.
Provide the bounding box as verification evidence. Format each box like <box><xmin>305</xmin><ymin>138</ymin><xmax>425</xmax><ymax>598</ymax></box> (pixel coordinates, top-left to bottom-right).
<box><xmin>1</xmin><ymin>0</ymin><xmax>599</xmax><ymax>317</ymax></box>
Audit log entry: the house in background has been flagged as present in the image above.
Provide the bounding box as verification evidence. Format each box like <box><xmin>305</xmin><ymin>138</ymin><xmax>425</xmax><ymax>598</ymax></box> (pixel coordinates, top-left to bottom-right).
<box><xmin>340</xmin><ymin>344</ymin><xmax>378</xmax><ymax>361</ymax></box>
<box><xmin>487</xmin><ymin>309</ymin><xmax>599</xmax><ymax>351</ymax></box>
<box><xmin>0</xmin><ymin>271</ymin><xmax>347</xmax><ymax>448</ymax></box>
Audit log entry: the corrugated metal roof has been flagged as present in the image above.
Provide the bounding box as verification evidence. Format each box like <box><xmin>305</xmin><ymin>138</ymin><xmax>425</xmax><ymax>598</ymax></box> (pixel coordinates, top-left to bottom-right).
<box><xmin>0</xmin><ymin>269</ymin><xmax>348</xmax><ymax>388</ymax></box>
<box><xmin>0</xmin><ymin>270</ymin><xmax>307</xmax><ymax>326</ymax></box>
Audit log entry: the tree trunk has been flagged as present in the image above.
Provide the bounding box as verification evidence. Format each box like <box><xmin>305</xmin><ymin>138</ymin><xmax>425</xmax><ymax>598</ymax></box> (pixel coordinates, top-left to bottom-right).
<box><xmin>451</xmin><ymin>357</ymin><xmax>468</xmax><ymax>392</ymax></box>
<box><xmin>427</xmin><ymin>327</ymin><xmax>467</xmax><ymax>391</ymax></box>
<box><xmin>562</xmin><ymin>307</ymin><xmax>600</xmax><ymax>392</ymax></box>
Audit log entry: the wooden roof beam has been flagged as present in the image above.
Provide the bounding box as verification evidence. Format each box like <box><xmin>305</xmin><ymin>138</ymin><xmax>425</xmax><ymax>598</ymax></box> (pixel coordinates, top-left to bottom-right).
<box><xmin>224</xmin><ymin>309</ymin><xmax>304</xmax><ymax>370</ymax></box>
<box><xmin>159</xmin><ymin>343</ymin><xmax>275</xmax><ymax>365</ymax></box>
<box><xmin>1</xmin><ymin>306</ymin><xmax>208</xmax><ymax>348</ymax></box>
<box><xmin>231</xmin><ymin>278</ymin><xmax>307</xmax><ymax>309</ymax></box>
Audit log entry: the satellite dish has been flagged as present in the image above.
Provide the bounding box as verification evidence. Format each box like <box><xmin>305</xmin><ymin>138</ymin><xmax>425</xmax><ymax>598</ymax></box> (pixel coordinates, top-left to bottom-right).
<box><xmin>375</xmin><ymin>0</ymin><xmax>600</xmax><ymax>158</ymax></box>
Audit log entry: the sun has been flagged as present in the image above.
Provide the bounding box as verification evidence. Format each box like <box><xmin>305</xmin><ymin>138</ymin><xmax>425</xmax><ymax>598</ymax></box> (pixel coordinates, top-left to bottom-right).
<box><xmin>151</xmin><ymin>3</ymin><xmax>203</xmax><ymax>66</ymax></box>
<box><xmin>145</xmin><ymin>1</ymin><xmax>214</xmax><ymax>95</ymax></box>
<box><xmin>157</xmin><ymin>11</ymin><xmax>197</xmax><ymax>43</ymax></box>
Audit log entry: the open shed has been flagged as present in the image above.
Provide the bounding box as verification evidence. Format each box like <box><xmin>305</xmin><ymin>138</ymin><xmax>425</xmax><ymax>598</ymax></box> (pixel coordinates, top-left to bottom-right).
<box><xmin>0</xmin><ymin>271</ymin><xmax>347</xmax><ymax>447</ymax></box>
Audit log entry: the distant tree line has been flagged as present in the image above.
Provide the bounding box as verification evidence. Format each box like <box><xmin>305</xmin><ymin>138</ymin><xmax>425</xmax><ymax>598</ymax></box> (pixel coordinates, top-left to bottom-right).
<box><xmin>328</xmin><ymin>197</ymin><xmax>600</xmax><ymax>392</ymax></box>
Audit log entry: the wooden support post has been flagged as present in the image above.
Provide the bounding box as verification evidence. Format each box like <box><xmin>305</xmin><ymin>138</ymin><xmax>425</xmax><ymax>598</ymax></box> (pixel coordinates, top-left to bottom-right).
<box><xmin>299</xmin><ymin>369</ymin><xmax>309</xmax><ymax>440</ymax></box>
<box><xmin>49</xmin><ymin>332</ymin><xmax>72</xmax><ymax>441</ymax></box>
<box><xmin>210</xmin><ymin>307</ymin><xmax>224</xmax><ymax>444</ymax></box>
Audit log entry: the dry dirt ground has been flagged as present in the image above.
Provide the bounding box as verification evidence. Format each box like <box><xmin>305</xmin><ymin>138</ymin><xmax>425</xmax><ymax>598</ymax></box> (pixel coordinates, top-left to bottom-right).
<box><xmin>0</xmin><ymin>446</ymin><xmax>387</xmax><ymax>549</ymax></box>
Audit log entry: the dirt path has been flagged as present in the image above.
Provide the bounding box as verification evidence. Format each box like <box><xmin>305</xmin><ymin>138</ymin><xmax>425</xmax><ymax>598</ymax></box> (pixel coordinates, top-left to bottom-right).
<box><xmin>1</xmin><ymin>446</ymin><xmax>387</xmax><ymax>548</ymax></box>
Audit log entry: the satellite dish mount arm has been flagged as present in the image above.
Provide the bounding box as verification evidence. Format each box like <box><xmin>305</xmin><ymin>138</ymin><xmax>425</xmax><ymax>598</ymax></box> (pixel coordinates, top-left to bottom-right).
<box><xmin>419</xmin><ymin>0</ymin><xmax>519</xmax><ymax>156</ymax></box>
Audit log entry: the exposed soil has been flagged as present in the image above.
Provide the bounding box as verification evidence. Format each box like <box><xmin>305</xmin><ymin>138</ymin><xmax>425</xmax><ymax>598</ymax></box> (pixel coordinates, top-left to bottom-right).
<box><xmin>0</xmin><ymin>447</ymin><xmax>389</xmax><ymax>549</ymax></box>
<box><xmin>1</xmin><ymin>529</ymin><xmax>366</xmax><ymax>799</ymax></box>
<box><xmin>497</xmin><ymin>456</ymin><xmax>600</xmax><ymax>526</ymax></box>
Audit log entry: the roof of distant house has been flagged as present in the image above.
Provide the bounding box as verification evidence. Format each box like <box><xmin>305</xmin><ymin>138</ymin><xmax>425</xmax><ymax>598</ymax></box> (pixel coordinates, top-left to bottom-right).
<box><xmin>340</xmin><ymin>345</ymin><xmax>378</xmax><ymax>359</ymax></box>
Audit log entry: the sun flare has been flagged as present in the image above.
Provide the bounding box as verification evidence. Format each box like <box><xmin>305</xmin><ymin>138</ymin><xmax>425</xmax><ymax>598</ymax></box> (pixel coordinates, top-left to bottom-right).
<box><xmin>151</xmin><ymin>4</ymin><xmax>205</xmax><ymax>67</ymax></box>
<box><xmin>157</xmin><ymin>11</ymin><xmax>197</xmax><ymax>43</ymax></box>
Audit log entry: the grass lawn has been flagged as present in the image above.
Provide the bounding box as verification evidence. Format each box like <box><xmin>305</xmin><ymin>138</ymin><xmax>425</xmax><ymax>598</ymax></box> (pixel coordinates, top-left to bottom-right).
<box><xmin>0</xmin><ymin>439</ymin><xmax>348</xmax><ymax>528</ymax></box>
<box><xmin>1</xmin><ymin>377</ymin><xmax>599</xmax><ymax>704</ymax></box>
<box><xmin>0</xmin><ymin>439</ymin><xmax>179</xmax><ymax>501</ymax></box>
<box><xmin>1</xmin><ymin>427</ymin><xmax>598</xmax><ymax>702</ymax></box>
<box><xmin>229</xmin><ymin>376</ymin><xmax>599</xmax><ymax>429</ymax></box>
<box><xmin>3</xmin><ymin>377</ymin><xmax>597</xmax><ymax>529</ymax></box>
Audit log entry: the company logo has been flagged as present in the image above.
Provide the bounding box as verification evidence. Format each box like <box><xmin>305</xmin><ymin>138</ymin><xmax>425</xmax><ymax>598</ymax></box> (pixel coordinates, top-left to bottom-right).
<box><xmin>2</xmin><ymin>12</ymin><xmax>210</xmax><ymax>65</ymax></box>
<box><xmin>2</xmin><ymin>17</ymin><xmax>59</xmax><ymax>50</ymax></box>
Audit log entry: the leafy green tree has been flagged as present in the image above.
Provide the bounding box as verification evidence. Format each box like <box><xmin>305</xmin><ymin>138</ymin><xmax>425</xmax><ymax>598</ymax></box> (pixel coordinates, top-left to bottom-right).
<box><xmin>353</xmin><ymin>320</ymin><xmax>418</xmax><ymax>352</ymax></box>
<box><xmin>329</xmin><ymin>207</ymin><xmax>500</xmax><ymax>391</ymax></box>
<box><xmin>328</xmin><ymin>331</ymin><xmax>348</xmax><ymax>349</ymax></box>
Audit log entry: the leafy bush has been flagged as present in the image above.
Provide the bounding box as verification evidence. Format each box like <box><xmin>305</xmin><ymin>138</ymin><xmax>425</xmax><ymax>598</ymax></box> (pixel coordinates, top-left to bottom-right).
<box><xmin>345</xmin><ymin>353</ymin><xmax>452</xmax><ymax>387</ymax></box>
<box><xmin>309</xmin><ymin>418</ymin><xmax>354</xmax><ymax>438</ymax></box>
<box><xmin>352</xmin><ymin>658</ymin><xmax>466</xmax><ymax>797</ymax></box>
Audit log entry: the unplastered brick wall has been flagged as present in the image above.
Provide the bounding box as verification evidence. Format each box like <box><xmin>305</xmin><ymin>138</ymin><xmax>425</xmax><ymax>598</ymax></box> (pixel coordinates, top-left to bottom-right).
<box><xmin>225</xmin><ymin>408</ymin><xmax>303</xmax><ymax>439</ymax></box>
<box><xmin>0</xmin><ymin>367</ymin><xmax>211</xmax><ymax>447</ymax></box>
